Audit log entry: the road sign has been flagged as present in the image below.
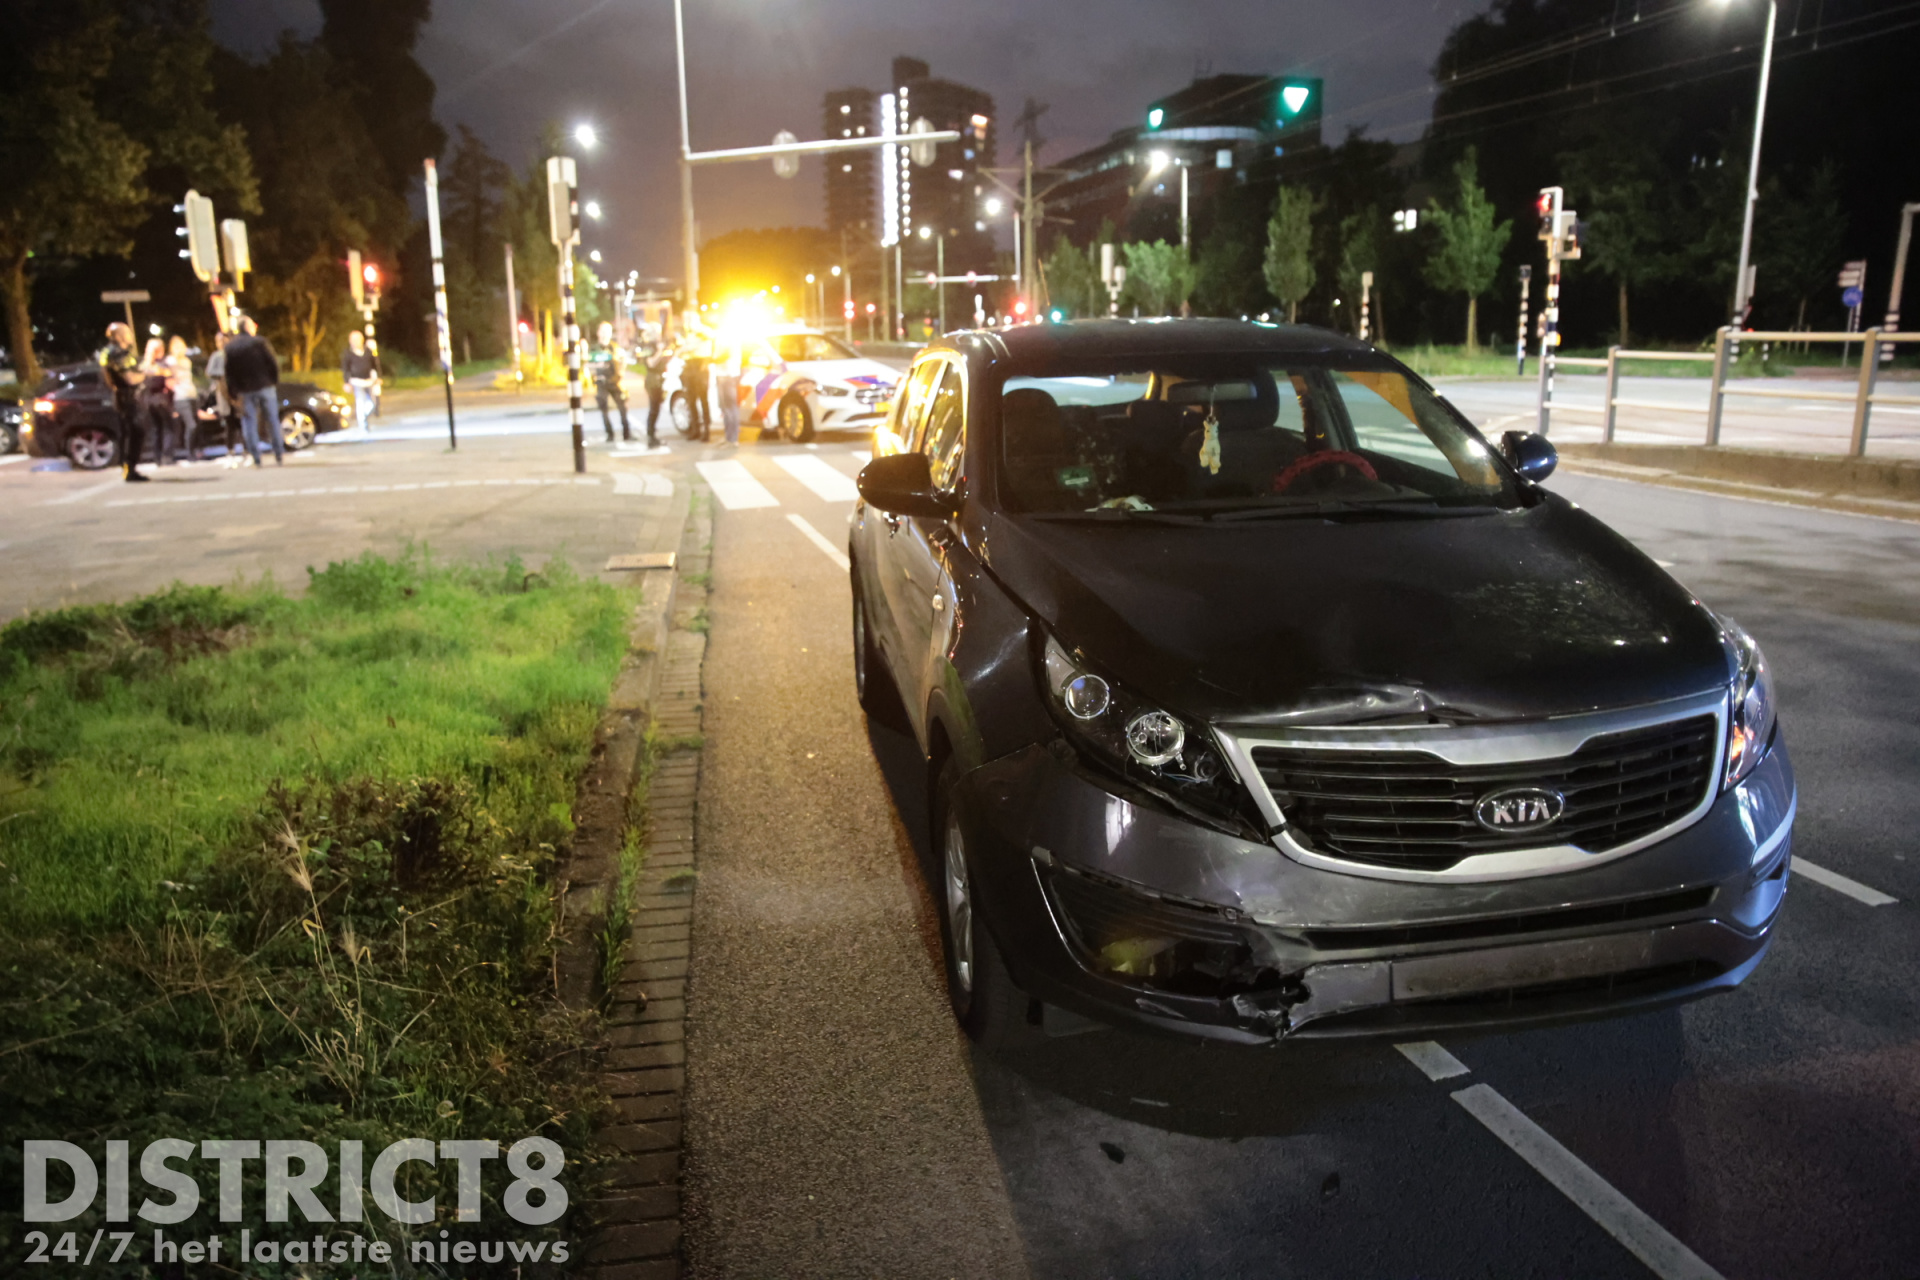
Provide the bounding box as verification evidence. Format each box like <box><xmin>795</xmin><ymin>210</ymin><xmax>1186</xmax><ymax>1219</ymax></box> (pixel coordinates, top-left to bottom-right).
<box><xmin>1842</xmin><ymin>286</ymin><xmax>1863</xmax><ymax>309</ymax></box>
<box><xmin>772</xmin><ymin>131</ymin><xmax>800</xmax><ymax>179</ymax></box>
<box><xmin>100</xmin><ymin>290</ymin><xmax>150</xmax><ymax>304</ymax></box>
<box><xmin>1838</xmin><ymin>260</ymin><xmax>1866</xmax><ymax>288</ymax></box>
<box><xmin>181</xmin><ymin>191</ymin><xmax>220</xmax><ymax>282</ymax></box>
<box><xmin>908</xmin><ymin>117</ymin><xmax>938</xmax><ymax>168</ymax></box>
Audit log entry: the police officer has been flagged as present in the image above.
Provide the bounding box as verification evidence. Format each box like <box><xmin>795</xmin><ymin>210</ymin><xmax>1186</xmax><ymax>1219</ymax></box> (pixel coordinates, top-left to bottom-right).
<box><xmin>638</xmin><ymin>325</ymin><xmax>669</xmax><ymax>448</ymax></box>
<box><xmin>99</xmin><ymin>322</ymin><xmax>149</xmax><ymax>481</ymax></box>
<box><xmin>588</xmin><ymin>322</ymin><xmax>633</xmax><ymax>442</ymax></box>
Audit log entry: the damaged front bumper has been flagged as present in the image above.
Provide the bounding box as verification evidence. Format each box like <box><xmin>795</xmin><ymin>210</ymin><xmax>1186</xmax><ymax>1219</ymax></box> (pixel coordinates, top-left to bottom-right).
<box><xmin>954</xmin><ymin>736</ymin><xmax>1795</xmax><ymax>1044</ymax></box>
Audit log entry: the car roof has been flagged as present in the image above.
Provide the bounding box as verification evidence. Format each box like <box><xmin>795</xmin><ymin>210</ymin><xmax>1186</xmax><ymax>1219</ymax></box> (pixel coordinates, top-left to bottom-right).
<box><xmin>931</xmin><ymin>317</ymin><xmax>1379</xmax><ymax>367</ymax></box>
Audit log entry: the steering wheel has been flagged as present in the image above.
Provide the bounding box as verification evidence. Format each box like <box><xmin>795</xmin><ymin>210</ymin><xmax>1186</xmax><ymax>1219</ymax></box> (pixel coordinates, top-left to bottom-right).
<box><xmin>1272</xmin><ymin>450</ymin><xmax>1378</xmax><ymax>494</ymax></box>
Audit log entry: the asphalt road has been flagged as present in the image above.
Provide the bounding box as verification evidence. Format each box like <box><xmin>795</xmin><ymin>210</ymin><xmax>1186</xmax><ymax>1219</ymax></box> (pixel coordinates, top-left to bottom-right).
<box><xmin>682</xmin><ymin>447</ymin><xmax>1920</xmax><ymax>1279</ymax></box>
<box><xmin>1436</xmin><ymin>372</ymin><xmax>1920</xmax><ymax>458</ymax></box>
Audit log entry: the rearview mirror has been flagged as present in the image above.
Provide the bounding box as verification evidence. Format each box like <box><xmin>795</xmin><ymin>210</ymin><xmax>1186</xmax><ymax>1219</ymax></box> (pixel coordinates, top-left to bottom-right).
<box><xmin>1501</xmin><ymin>430</ymin><xmax>1557</xmax><ymax>483</ymax></box>
<box><xmin>857</xmin><ymin>452</ymin><xmax>960</xmax><ymax>519</ymax></box>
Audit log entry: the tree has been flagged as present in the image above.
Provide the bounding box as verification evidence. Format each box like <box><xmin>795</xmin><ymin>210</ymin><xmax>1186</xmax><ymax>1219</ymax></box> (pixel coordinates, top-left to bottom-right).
<box><xmin>1337</xmin><ymin>210</ymin><xmax>1386</xmax><ymax>340</ymax></box>
<box><xmin>317</xmin><ymin>0</ymin><xmax>444</xmax><ymax>194</ymax></box>
<box><xmin>1758</xmin><ymin>161</ymin><xmax>1846</xmax><ymax>332</ymax></box>
<box><xmin>1423</xmin><ymin>148</ymin><xmax>1510</xmax><ymax>352</ymax></box>
<box><xmin>1192</xmin><ymin>190</ymin><xmax>1269</xmax><ymax>317</ymax></box>
<box><xmin>1120</xmin><ymin>240</ymin><xmax>1194</xmax><ymax>316</ymax></box>
<box><xmin>441</xmin><ymin>125</ymin><xmax>511</xmax><ymax>359</ymax></box>
<box><xmin>0</xmin><ymin>1</ymin><xmax>254</xmax><ymax>387</ymax></box>
<box><xmin>1561</xmin><ymin>134</ymin><xmax>1668</xmax><ymax>344</ymax></box>
<box><xmin>1264</xmin><ymin>187</ymin><xmax>1317</xmax><ymax>322</ymax></box>
<box><xmin>1041</xmin><ymin>234</ymin><xmax>1102</xmax><ymax>317</ymax></box>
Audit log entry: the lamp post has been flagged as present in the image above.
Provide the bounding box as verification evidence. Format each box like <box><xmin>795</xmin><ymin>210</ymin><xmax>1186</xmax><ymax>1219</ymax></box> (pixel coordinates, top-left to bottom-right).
<box><xmin>674</xmin><ymin>0</ymin><xmax>698</xmax><ymax>325</ymax></box>
<box><xmin>1721</xmin><ymin>0</ymin><xmax>1778</xmax><ymax>335</ymax></box>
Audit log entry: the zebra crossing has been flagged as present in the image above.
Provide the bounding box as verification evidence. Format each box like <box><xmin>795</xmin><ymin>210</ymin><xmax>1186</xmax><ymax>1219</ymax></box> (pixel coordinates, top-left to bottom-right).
<box><xmin>698</xmin><ymin>449</ymin><xmax>872</xmax><ymax>511</ymax></box>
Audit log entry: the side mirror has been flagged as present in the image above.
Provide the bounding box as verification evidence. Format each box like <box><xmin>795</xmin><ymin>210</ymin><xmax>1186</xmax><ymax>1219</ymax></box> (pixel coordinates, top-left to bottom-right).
<box><xmin>857</xmin><ymin>452</ymin><xmax>961</xmax><ymax>519</ymax></box>
<box><xmin>1501</xmin><ymin>430</ymin><xmax>1557</xmax><ymax>483</ymax></box>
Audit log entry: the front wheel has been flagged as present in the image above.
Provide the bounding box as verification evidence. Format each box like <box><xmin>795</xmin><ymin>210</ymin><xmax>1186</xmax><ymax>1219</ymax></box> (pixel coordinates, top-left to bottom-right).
<box><xmin>670</xmin><ymin>391</ymin><xmax>698</xmax><ymax>439</ymax></box>
<box><xmin>280</xmin><ymin>409</ymin><xmax>317</xmax><ymax>450</ymax></box>
<box><xmin>778</xmin><ymin>394</ymin><xmax>814</xmax><ymax>443</ymax></box>
<box><xmin>65</xmin><ymin>426</ymin><xmax>119</xmax><ymax>470</ymax></box>
<box><xmin>933</xmin><ymin>757</ymin><xmax>1030</xmax><ymax>1049</ymax></box>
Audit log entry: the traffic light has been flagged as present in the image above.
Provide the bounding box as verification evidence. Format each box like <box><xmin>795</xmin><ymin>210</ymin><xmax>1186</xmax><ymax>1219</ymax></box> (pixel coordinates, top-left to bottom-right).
<box><xmin>177</xmin><ymin>190</ymin><xmax>219</xmax><ymax>282</ymax></box>
<box><xmin>347</xmin><ymin>249</ymin><xmax>364</xmax><ymax>307</ymax></box>
<box><xmin>362</xmin><ymin>262</ymin><xmax>382</xmax><ymax>308</ymax></box>
<box><xmin>1013</xmin><ymin>299</ymin><xmax>1029</xmax><ymax>319</ymax></box>
<box><xmin>843</xmin><ymin>300</ymin><xmax>855</xmax><ymax>320</ymax></box>
<box><xmin>220</xmin><ymin>219</ymin><xmax>251</xmax><ymax>284</ymax></box>
<box><xmin>1536</xmin><ymin>187</ymin><xmax>1563</xmax><ymax>241</ymax></box>
<box><xmin>1556</xmin><ymin>211</ymin><xmax>1584</xmax><ymax>260</ymax></box>
<box><xmin>547</xmin><ymin>155</ymin><xmax>578</xmax><ymax>248</ymax></box>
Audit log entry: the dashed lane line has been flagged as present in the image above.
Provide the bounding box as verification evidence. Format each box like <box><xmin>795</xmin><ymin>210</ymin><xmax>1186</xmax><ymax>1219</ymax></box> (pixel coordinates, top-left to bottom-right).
<box><xmin>1452</xmin><ymin>1083</ymin><xmax>1726</xmax><ymax>1280</ymax></box>
<box><xmin>98</xmin><ymin>475</ymin><xmax>610</xmax><ymax>507</ymax></box>
<box><xmin>46</xmin><ymin>478</ymin><xmax>125</xmax><ymax>505</ymax></box>
<box><xmin>775</xmin><ymin>454</ymin><xmax>860</xmax><ymax>502</ymax></box>
<box><xmin>697</xmin><ymin>459</ymin><xmax>779</xmax><ymax>510</ymax></box>
<box><xmin>785</xmin><ymin>513</ymin><xmax>850</xmax><ymax>571</ymax></box>
<box><xmin>1794</xmin><ymin>857</ymin><xmax>1899</xmax><ymax>906</ymax></box>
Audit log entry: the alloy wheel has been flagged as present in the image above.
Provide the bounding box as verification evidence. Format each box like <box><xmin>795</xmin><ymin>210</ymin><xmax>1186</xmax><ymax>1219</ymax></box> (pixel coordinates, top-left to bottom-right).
<box><xmin>66</xmin><ymin>428</ymin><xmax>117</xmax><ymax>470</ymax></box>
<box><xmin>280</xmin><ymin>410</ymin><xmax>317</xmax><ymax>450</ymax></box>
<box><xmin>944</xmin><ymin>812</ymin><xmax>974</xmax><ymax>994</ymax></box>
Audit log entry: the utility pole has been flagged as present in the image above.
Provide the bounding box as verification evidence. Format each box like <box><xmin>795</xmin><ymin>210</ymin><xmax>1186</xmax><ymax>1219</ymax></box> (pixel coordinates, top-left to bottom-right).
<box><xmin>549</xmin><ymin>154</ymin><xmax>585</xmax><ymax>473</ymax></box>
<box><xmin>1360</xmin><ymin>270</ymin><xmax>1374</xmax><ymax>343</ymax></box>
<box><xmin>1515</xmin><ymin>265</ymin><xmax>1532</xmax><ymax>375</ymax></box>
<box><xmin>423</xmin><ymin>158</ymin><xmax>457</xmax><ymax>449</ymax></box>
<box><xmin>674</xmin><ymin>0</ymin><xmax>699</xmax><ymax>324</ymax></box>
<box><xmin>1021</xmin><ymin>141</ymin><xmax>1036</xmax><ymax>302</ymax></box>
<box><xmin>1882</xmin><ymin>202</ymin><xmax>1919</xmax><ymax>365</ymax></box>
<box><xmin>1729</xmin><ymin>0</ymin><xmax>1778</xmax><ymax>341</ymax></box>
<box><xmin>504</xmin><ymin>242</ymin><xmax>523</xmax><ymax>394</ymax></box>
<box><xmin>1179</xmin><ymin>163</ymin><xmax>1190</xmax><ymax>252</ymax></box>
<box><xmin>936</xmin><ymin>235</ymin><xmax>946</xmax><ymax>334</ymax></box>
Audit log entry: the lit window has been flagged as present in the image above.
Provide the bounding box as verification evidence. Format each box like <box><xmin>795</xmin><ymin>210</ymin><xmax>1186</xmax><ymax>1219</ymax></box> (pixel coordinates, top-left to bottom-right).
<box><xmin>842</xmin><ymin>164</ymin><xmax>852</xmax><ymax>173</ymax></box>
<box><xmin>948</xmin><ymin>169</ymin><xmax>963</xmax><ymax>180</ymax></box>
<box><xmin>840</xmin><ymin>104</ymin><xmax>851</xmax><ymax>114</ymax></box>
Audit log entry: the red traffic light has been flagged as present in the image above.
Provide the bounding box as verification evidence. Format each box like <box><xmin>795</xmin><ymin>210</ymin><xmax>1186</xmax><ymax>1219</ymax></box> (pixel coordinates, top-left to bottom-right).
<box><xmin>843</xmin><ymin>301</ymin><xmax>855</xmax><ymax>318</ymax></box>
<box><xmin>864</xmin><ymin>303</ymin><xmax>876</xmax><ymax>315</ymax></box>
<box><xmin>1013</xmin><ymin>299</ymin><xmax>1029</xmax><ymax>317</ymax></box>
<box><xmin>362</xmin><ymin>264</ymin><xmax>380</xmax><ymax>286</ymax></box>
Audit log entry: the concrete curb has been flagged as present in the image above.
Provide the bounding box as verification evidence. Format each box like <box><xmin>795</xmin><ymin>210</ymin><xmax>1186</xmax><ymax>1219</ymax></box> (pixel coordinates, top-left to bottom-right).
<box><xmin>586</xmin><ymin>484</ymin><xmax>713</xmax><ymax>1280</ymax></box>
<box><xmin>1555</xmin><ymin>443</ymin><xmax>1920</xmax><ymax>523</ymax></box>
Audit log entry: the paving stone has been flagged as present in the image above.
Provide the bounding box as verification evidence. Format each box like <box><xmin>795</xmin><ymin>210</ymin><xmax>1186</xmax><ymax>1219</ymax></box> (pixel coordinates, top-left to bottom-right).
<box><xmin>588</xmin><ymin>1220</ymin><xmax>682</xmax><ymax>1264</ymax></box>
<box><xmin>593</xmin><ymin>1183</ymin><xmax>681</xmax><ymax>1224</ymax></box>
<box><xmin>605</xmin><ymin>1041</ymin><xmax>685</xmax><ymax>1070</ymax></box>
<box><xmin>609</xmin><ymin>1019</ymin><xmax>684</xmax><ymax>1048</ymax></box>
<box><xmin>592</xmin><ymin>1261</ymin><xmax>680</xmax><ymax>1280</ymax></box>
<box><xmin>613</xmin><ymin>1091</ymin><xmax>682</xmax><ymax>1123</ymax></box>
<box><xmin>601</xmin><ymin>1151</ymin><xmax>680</xmax><ymax>1187</ymax></box>
<box><xmin>602</xmin><ymin>1066</ymin><xmax>685</xmax><ymax>1097</ymax></box>
<box><xmin>618</xmin><ymin>955</ymin><xmax>688</xmax><ymax>982</ymax></box>
<box><xmin>595</xmin><ymin>1120</ymin><xmax>682</xmax><ymax>1153</ymax></box>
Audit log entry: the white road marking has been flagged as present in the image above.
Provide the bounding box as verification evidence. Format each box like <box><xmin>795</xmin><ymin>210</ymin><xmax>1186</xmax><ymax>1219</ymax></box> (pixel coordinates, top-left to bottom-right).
<box><xmin>611</xmin><ymin>471</ymin><xmax>674</xmax><ymax>498</ymax></box>
<box><xmin>422</xmin><ymin>481</ymin><xmax>451</xmax><ymax>489</ymax></box>
<box><xmin>775</xmin><ymin>454</ymin><xmax>860</xmax><ymax>502</ymax></box>
<box><xmin>697</xmin><ymin>459</ymin><xmax>779</xmax><ymax>509</ymax></box>
<box><xmin>1452</xmin><ymin>1083</ymin><xmax>1726</xmax><ymax>1280</ymax></box>
<box><xmin>1395</xmin><ymin>1041</ymin><xmax>1470</xmax><ymax>1081</ymax></box>
<box><xmin>786</xmin><ymin>513</ymin><xmax>850</xmax><ymax>570</ymax></box>
<box><xmin>48</xmin><ymin>478</ymin><xmax>124</xmax><ymax>505</ymax></box>
<box><xmin>1655</xmin><ymin>559</ymin><xmax>1676</xmax><ymax>567</ymax></box>
<box><xmin>0</xmin><ymin>454</ymin><xmax>32</xmax><ymax>466</ymax></box>
<box><xmin>1793</xmin><ymin>857</ymin><xmax>1898</xmax><ymax>906</ymax></box>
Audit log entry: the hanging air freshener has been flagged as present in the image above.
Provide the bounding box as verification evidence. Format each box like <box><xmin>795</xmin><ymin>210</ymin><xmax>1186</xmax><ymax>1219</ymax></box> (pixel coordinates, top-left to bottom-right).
<box><xmin>1198</xmin><ymin>401</ymin><xmax>1222</xmax><ymax>475</ymax></box>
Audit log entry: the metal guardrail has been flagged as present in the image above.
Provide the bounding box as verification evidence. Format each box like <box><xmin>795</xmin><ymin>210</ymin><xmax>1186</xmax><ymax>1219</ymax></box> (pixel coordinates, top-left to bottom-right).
<box><xmin>1539</xmin><ymin>328</ymin><xmax>1920</xmax><ymax>456</ymax></box>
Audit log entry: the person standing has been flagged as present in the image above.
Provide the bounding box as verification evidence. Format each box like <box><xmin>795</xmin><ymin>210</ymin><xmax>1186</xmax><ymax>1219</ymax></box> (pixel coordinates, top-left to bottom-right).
<box><xmin>165</xmin><ymin>335</ymin><xmax>198</xmax><ymax>460</ymax></box>
<box><xmin>223</xmin><ymin>315</ymin><xmax>284</xmax><ymax>467</ymax></box>
<box><xmin>138</xmin><ymin>337</ymin><xmax>176</xmax><ymax>465</ymax></box>
<box><xmin>98</xmin><ymin>322</ymin><xmax>148</xmax><ymax>481</ymax></box>
<box><xmin>342</xmin><ymin>330</ymin><xmax>378</xmax><ymax>433</ymax></box>
<box><xmin>202</xmin><ymin>332</ymin><xmax>238</xmax><ymax>460</ymax></box>
<box><xmin>588</xmin><ymin>321</ymin><xmax>633</xmax><ymax>442</ymax></box>
<box><xmin>679</xmin><ymin>330</ymin><xmax>711</xmax><ymax>443</ymax></box>
<box><xmin>639</xmin><ymin>326</ymin><xmax>668</xmax><ymax>448</ymax></box>
<box><xmin>713</xmin><ymin>332</ymin><xmax>742</xmax><ymax>447</ymax></box>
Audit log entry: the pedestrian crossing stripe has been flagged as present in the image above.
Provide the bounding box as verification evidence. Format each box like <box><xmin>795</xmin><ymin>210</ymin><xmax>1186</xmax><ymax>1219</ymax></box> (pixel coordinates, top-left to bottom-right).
<box><xmin>695</xmin><ymin>460</ymin><xmax>780</xmax><ymax>510</ymax></box>
<box><xmin>774</xmin><ymin>454</ymin><xmax>860</xmax><ymax>502</ymax></box>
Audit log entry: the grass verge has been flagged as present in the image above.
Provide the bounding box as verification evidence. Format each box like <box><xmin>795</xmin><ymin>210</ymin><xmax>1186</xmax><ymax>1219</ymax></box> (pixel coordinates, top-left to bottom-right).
<box><xmin>0</xmin><ymin>551</ymin><xmax>629</xmax><ymax>1275</ymax></box>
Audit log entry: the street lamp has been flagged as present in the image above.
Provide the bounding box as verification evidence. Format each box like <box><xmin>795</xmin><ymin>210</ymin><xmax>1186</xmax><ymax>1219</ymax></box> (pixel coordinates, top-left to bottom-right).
<box><xmin>984</xmin><ymin>196</ymin><xmax>1003</xmax><ymax>216</ymax></box>
<box><xmin>1717</xmin><ymin>0</ymin><xmax>1777</xmax><ymax>332</ymax></box>
<box><xmin>574</xmin><ymin>123</ymin><xmax>598</xmax><ymax>150</ymax></box>
<box><xmin>584</xmin><ymin>200</ymin><xmax>603</xmax><ymax>220</ymax></box>
<box><xmin>589</xmin><ymin>249</ymin><xmax>602</xmax><ymax>263</ymax></box>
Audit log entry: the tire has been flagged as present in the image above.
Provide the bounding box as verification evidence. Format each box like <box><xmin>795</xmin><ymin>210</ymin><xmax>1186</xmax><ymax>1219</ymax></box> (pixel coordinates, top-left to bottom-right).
<box><xmin>778</xmin><ymin>394</ymin><xmax>815</xmax><ymax>443</ymax></box>
<box><xmin>670</xmin><ymin>392</ymin><xmax>698</xmax><ymax>440</ymax></box>
<box><xmin>851</xmin><ymin>573</ymin><xmax>908</xmax><ymax>730</ymax></box>
<box><xmin>932</xmin><ymin>756</ymin><xmax>1030</xmax><ymax>1049</ymax></box>
<box><xmin>280</xmin><ymin>409</ymin><xmax>317</xmax><ymax>450</ymax></box>
<box><xmin>65</xmin><ymin>426</ymin><xmax>119</xmax><ymax>471</ymax></box>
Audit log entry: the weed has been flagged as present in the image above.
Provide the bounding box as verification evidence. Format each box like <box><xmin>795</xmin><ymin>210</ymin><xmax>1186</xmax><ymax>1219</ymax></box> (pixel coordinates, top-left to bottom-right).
<box><xmin>686</xmin><ymin>608</ymin><xmax>711</xmax><ymax>634</ymax></box>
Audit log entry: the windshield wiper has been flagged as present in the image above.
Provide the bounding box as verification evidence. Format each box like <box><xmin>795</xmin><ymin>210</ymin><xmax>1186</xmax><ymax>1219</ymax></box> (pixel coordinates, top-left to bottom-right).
<box><xmin>1207</xmin><ymin>497</ymin><xmax>1486</xmax><ymax>522</ymax></box>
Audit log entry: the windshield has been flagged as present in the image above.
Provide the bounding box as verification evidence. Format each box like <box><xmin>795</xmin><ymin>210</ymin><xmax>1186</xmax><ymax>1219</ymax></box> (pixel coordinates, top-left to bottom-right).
<box><xmin>996</xmin><ymin>355</ymin><xmax>1518</xmax><ymax>515</ymax></box>
<box><xmin>775</xmin><ymin>333</ymin><xmax>859</xmax><ymax>362</ymax></box>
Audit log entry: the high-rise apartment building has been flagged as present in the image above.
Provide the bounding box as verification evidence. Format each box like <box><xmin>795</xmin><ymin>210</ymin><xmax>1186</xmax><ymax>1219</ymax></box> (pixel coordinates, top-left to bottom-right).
<box><xmin>823</xmin><ymin>87</ymin><xmax>878</xmax><ymax>242</ymax></box>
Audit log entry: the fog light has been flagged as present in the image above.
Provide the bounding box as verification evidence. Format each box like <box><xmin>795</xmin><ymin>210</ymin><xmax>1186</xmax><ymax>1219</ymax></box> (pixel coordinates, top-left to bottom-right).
<box><xmin>1126</xmin><ymin>711</ymin><xmax>1184</xmax><ymax>766</ymax></box>
<box><xmin>1062</xmin><ymin>673</ymin><xmax>1110</xmax><ymax>719</ymax></box>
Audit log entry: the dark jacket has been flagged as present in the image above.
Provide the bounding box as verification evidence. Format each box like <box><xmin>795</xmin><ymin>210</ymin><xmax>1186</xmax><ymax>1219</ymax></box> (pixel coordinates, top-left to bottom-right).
<box><xmin>223</xmin><ymin>333</ymin><xmax>280</xmax><ymax>394</ymax></box>
<box><xmin>342</xmin><ymin>347</ymin><xmax>378</xmax><ymax>382</ymax></box>
<box><xmin>98</xmin><ymin>343</ymin><xmax>142</xmax><ymax>397</ymax></box>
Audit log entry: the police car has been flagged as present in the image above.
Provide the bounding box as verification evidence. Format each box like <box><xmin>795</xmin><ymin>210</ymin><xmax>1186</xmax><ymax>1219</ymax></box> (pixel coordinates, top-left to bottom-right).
<box><xmin>747</xmin><ymin>327</ymin><xmax>899</xmax><ymax>443</ymax></box>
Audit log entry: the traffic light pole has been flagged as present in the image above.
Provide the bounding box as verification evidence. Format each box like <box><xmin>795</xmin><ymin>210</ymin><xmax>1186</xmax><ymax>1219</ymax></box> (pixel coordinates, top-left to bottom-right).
<box><xmin>424</xmin><ymin>159</ymin><xmax>458</xmax><ymax>450</ymax></box>
<box><xmin>1516</xmin><ymin>265</ymin><xmax>1532</xmax><ymax>375</ymax></box>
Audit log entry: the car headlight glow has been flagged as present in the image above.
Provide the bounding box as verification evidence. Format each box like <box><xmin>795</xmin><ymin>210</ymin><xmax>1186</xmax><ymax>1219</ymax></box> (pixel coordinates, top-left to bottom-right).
<box><xmin>1720</xmin><ymin>617</ymin><xmax>1776</xmax><ymax>789</ymax></box>
<box><xmin>1040</xmin><ymin>634</ymin><xmax>1246</xmax><ymax>825</ymax></box>
<box><xmin>820</xmin><ymin>383</ymin><xmax>853</xmax><ymax>398</ymax></box>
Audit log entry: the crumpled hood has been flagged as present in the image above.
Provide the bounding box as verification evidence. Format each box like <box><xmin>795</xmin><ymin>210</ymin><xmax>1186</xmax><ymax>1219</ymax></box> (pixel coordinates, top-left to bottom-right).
<box><xmin>985</xmin><ymin>497</ymin><xmax>1730</xmax><ymax>724</ymax></box>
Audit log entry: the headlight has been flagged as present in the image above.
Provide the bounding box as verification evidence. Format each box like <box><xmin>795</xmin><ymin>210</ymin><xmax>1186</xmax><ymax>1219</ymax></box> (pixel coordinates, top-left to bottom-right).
<box><xmin>1040</xmin><ymin>635</ymin><xmax>1241</xmax><ymax>820</ymax></box>
<box><xmin>1721</xmin><ymin>617</ymin><xmax>1776</xmax><ymax>788</ymax></box>
<box><xmin>820</xmin><ymin>383</ymin><xmax>853</xmax><ymax>398</ymax></box>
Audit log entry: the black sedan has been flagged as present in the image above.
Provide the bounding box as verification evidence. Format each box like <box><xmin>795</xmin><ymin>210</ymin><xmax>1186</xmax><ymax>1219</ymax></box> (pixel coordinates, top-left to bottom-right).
<box><xmin>852</xmin><ymin>319</ymin><xmax>1793</xmax><ymax>1047</ymax></box>
<box><xmin>23</xmin><ymin>363</ymin><xmax>350</xmax><ymax>469</ymax></box>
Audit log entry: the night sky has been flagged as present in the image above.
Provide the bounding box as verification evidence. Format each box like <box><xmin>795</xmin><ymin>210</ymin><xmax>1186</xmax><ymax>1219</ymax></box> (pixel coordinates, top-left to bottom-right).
<box><xmin>210</xmin><ymin>0</ymin><xmax>1482</xmax><ymax>281</ymax></box>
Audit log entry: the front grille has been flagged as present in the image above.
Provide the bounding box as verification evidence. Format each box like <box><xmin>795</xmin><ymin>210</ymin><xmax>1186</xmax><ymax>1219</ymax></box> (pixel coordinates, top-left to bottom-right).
<box><xmin>1253</xmin><ymin>715</ymin><xmax>1718</xmax><ymax>872</ymax></box>
<box><xmin>853</xmin><ymin>384</ymin><xmax>890</xmax><ymax>406</ymax></box>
